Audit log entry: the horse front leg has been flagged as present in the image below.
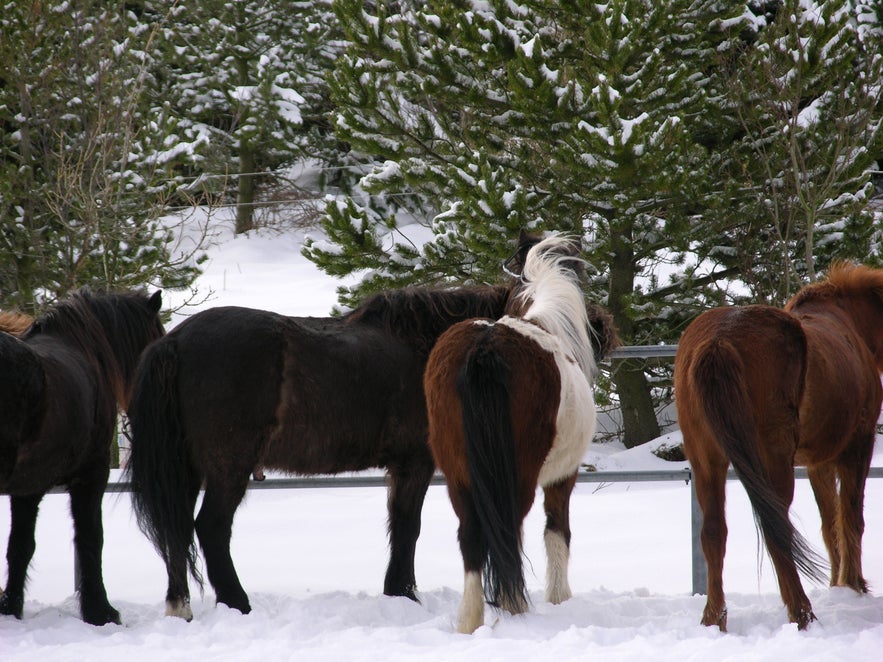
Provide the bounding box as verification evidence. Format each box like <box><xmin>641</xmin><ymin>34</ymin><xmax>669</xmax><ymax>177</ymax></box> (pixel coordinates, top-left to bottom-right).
<box><xmin>68</xmin><ymin>480</ymin><xmax>121</xmax><ymax>625</ymax></box>
<box><xmin>0</xmin><ymin>494</ymin><xmax>42</xmax><ymax>619</ymax></box>
<box><xmin>383</xmin><ymin>455</ymin><xmax>434</xmax><ymax>601</ymax></box>
<box><xmin>807</xmin><ymin>463</ymin><xmax>840</xmax><ymax>586</ymax></box>
<box><xmin>542</xmin><ymin>473</ymin><xmax>577</xmax><ymax>604</ymax></box>
<box><xmin>834</xmin><ymin>435</ymin><xmax>873</xmax><ymax>594</ymax></box>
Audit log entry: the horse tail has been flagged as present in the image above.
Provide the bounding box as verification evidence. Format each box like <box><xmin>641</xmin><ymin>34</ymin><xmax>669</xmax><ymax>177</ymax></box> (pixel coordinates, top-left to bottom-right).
<box><xmin>456</xmin><ymin>338</ymin><xmax>527</xmax><ymax>612</ymax></box>
<box><xmin>126</xmin><ymin>337</ymin><xmax>203</xmax><ymax>589</ymax></box>
<box><xmin>691</xmin><ymin>339</ymin><xmax>827</xmax><ymax>583</ymax></box>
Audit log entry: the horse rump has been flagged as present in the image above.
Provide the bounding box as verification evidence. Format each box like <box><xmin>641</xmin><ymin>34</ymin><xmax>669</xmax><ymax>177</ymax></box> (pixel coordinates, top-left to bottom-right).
<box><xmin>683</xmin><ymin>331</ymin><xmax>827</xmax><ymax>584</ymax></box>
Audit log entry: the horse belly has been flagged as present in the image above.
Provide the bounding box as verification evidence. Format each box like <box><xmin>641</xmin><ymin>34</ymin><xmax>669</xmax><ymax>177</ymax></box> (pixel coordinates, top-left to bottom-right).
<box><xmin>538</xmin><ymin>359</ymin><xmax>596</xmax><ymax>487</ymax></box>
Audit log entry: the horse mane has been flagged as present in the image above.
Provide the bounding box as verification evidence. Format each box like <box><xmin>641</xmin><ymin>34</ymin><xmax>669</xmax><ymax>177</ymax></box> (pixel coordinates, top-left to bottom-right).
<box><xmin>0</xmin><ymin>310</ymin><xmax>34</xmax><ymax>336</ymax></box>
<box><xmin>786</xmin><ymin>261</ymin><xmax>883</xmax><ymax>311</ymax></box>
<box><xmin>27</xmin><ymin>288</ymin><xmax>159</xmax><ymax>405</ymax></box>
<box><xmin>515</xmin><ymin>234</ymin><xmax>598</xmax><ymax>379</ymax></box>
<box><xmin>346</xmin><ymin>284</ymin><xmax>512</xmax><ymax>353</ymax></box>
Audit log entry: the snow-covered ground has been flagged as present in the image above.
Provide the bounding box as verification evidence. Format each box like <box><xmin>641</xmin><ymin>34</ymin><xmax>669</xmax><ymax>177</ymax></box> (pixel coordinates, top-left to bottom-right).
<box><xmin>2</xmin><ymin>218</ymin><xmax>882</xmax><ymax>660</ymax></box>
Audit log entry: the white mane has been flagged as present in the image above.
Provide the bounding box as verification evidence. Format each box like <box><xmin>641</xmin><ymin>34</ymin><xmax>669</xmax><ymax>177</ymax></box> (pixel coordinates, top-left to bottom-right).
<box><xmin>515</xmin><ymin>234</ymin><xmax>597</xmax><ymax>380</ymax></box>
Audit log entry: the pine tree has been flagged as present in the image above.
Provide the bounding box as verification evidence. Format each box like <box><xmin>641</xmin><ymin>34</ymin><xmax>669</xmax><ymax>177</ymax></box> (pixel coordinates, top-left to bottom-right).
<box><xmin>710</xmin><ymin>0</ymin><xmax>883</xmax><ymax>302</ymax></box>
<box><xmin>316</xmin><ymin>0</ymin><xmax>749</xmax><ymax>446</ymax></box>
<box><xmin>0</xmin><ymin>1</ymin><xmax>200</xmax><ymax>313</ymax></box>
<box><xmin>145</xmin><ymin>0</ymin><xmax>341</xmax><ymax>234</ymax></box>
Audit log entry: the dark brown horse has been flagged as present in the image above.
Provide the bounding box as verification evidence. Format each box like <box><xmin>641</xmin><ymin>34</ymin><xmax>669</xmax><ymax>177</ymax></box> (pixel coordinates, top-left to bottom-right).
<box><xmin>675</xmin><ymin>262</ymin><xmax>883</xmax><ymax>631</ymax></box>
<box><xmin>424</xmin><ymin>233</ymin><xmax>617</xmax><ymax>633</ymax></box>
<box><xmin>126</xmin><ymin>281</ymin><xmax>520</xmax><ymax>620</ymax></box>
<box><xmin>0</xmin><ymin>289</ymin><xmax>164</xmax><ymax>625</ymax></box>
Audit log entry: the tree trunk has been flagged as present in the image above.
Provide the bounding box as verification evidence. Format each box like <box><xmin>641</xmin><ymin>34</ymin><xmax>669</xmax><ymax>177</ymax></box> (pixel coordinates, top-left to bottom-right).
<box><xmin>607</xmin><ymin>229</ymin><xmax>661</xmax><ymax>448</ymax></box>
<box><xmin>235</xmin><ymin>142</ymin><xmax>256</xmax><ymax>234</ymax></box>
<box><xmin>610</xmin><ymin>359</ymin><xmax>661</xmax><ymax>448</ymax></box>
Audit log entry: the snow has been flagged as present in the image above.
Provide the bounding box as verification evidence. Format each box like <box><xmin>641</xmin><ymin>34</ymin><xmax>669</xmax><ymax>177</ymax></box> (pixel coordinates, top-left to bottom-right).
<box><xmin>2</xmin><ymin>217</ymin><xmax>882</xmax><ymax>660</ymax></box>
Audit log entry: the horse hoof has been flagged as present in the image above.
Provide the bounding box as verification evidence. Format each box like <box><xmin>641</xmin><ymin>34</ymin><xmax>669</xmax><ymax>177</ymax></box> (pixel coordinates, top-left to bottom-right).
<box><xmin>384</xmin><ymin>583</ymin><xmax>419</xmax><ymax>603</ymax></box>
<box><xmin>0</xmin><ymin>591</ymin><xmax>24</xmax><ymax>619</ymax></box>
<box><xmin>217</xmin><ymin>597</ymin><xmax>251</xmax><ymax>615</ymax></box>
<box><xmin>166</xmin><ymin>598</ymin><xmax>194</xmax><ymax>621</ymax></box>
<box><xmin>796</xmin><ymin>609</ymin><xmax>817</xmax><ymax>631</ymax></box>
<box><xmin>701</xmin><ymin>606</ymin><xmax>727</xmax><ymax>632</ymax></box>
<box><xmin>83</xmin><ymin>605</ymin><xmax>121</xmax><ymax>626</ymax></box>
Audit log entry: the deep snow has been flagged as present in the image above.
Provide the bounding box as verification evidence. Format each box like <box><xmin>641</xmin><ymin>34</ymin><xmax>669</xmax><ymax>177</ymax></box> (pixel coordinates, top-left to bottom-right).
<box><xmin>1</xmin><ymin>217</ymin><xmax>882</xmax><ymax>661</ymax></box>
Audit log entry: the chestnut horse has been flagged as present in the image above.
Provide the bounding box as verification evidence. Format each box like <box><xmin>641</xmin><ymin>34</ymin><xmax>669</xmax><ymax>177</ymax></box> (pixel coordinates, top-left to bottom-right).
<box><xmin>127</xmin><ymin>282</ymin><xmax>518</xmax><ymax>620</ymax></box>
<box><xmin>675</xmin><ymin>262</ymin><xmax>883</xmax><ymax>631</ymax></box>
<box><xmin>425</xmin><ymin>233</ymin><xmax>614</xmax><ymax>633</ymax></box>
<box><xmin>0</xmin><ymin>289</ymin><xmax>164</xmax><ymax>625</ymax></box>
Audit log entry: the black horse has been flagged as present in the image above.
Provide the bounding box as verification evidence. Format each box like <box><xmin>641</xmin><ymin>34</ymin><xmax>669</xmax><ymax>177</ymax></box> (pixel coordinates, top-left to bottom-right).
<box><xmin>127</xmin><ymin>283</ymin><xmax>520</xmax><ymax>620</ymax></box>
<box><xmin>0</xmin><ymin>288</ymin><xmax>164</xmax><ymax>625</ymax></box>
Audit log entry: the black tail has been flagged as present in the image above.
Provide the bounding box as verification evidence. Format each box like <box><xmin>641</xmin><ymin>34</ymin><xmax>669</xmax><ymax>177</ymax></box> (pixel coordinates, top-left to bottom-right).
<box><xmin>456</xmin><ymin>340</ymin><xmax>527</xmax><ymax>611</ymax></box>
<box><xmin>126</xmin><ymin>337</ymin><xmax>203</xmax><ymax>589</ymax></box>
<box><xmin>692</xmin><ymin>340</ymin><xmax>827</xmax><ymax>584</ymax></box>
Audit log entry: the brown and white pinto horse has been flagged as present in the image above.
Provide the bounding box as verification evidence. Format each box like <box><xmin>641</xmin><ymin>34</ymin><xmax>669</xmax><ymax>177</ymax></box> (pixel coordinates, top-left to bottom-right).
<box><xmin>675</xmin><ymin>262</ymin><xmax>883</xmax><ymax>631</ymax></box>
<box><xmin>425</xmin><ymin>233</ymin><xmax>609</xmax><ymax>633</ymax></box>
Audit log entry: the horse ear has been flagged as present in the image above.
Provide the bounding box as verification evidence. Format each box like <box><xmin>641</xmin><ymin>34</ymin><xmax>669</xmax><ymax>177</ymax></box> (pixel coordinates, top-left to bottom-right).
<box><xmin>570</xmin><ymin>236</ymin><xmax>582</xmax><ymax>254</ymax></box>
<box><xmin>148</xmin><ymin>290</ymin><xmax>162</xmax><ymax>312</ymax></box>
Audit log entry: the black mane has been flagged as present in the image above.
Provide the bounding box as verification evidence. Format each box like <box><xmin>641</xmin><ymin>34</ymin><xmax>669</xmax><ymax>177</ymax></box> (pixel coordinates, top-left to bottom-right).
<box><xmin>26</xmin><ymin>288</ymin><xmax>162</xmax><ymax>403</ymax></box>
<box><xmin>346</xmin><ymin>285</ymin><xmax>512</xmax><ymax>353</ymax></box>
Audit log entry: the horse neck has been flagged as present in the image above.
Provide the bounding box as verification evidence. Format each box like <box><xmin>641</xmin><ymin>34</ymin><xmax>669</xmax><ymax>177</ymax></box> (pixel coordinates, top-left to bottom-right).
<box><xmin>514</xmin><ymin>276</ymin><xmax>596</xmax><ymax>380</ymax></box>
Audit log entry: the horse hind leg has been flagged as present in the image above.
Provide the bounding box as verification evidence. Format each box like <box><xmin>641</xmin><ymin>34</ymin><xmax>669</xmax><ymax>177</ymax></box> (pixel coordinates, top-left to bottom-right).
<box><xmin>542</xmin><ymin>473</ymin><xmax>577</xmax><ymax>605</ymax></box>
<box><xmin>194</xmin><ymin>477</ymin><xmax>251</xmax><ymax>614</ymax></box>
<box><xmin>383</xmin><ymin>456</ymin><xmax>434</xmax><ymax>601</ymax></box>
<box><xmin>68</xmin><ymin>480</ymin><xmax>121</xmax><ymax>625</ymax></box>
<box><xmin>452</xmin><ymin>487</ymin><xmax>488</xmax><ymax>634</ymax></box>
<box><xmin>165</xmin><ymin>481</ymin><xmax>201</xmax><ymax>621</ymax></box>
<box><xmin>0</xmin><ymin>494</ymin><xmax>42</xmax><ymax>619</ymax></box>
<box><xmin>764</xmin><ymin>461</ymin><xmax>817</xmax><ymax>629</ymax></box>
<box><xmin>693</xmin><ymin>460</ymin><xmax>730</xmax><ymax>631</ymax></box>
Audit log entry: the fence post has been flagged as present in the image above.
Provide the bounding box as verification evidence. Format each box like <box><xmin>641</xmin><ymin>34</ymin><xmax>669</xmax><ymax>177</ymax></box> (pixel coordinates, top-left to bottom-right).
<box><xmin>690</xmin><ymin>477</ymin><xmax>707</xmax><ymax>595</ymax></box>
